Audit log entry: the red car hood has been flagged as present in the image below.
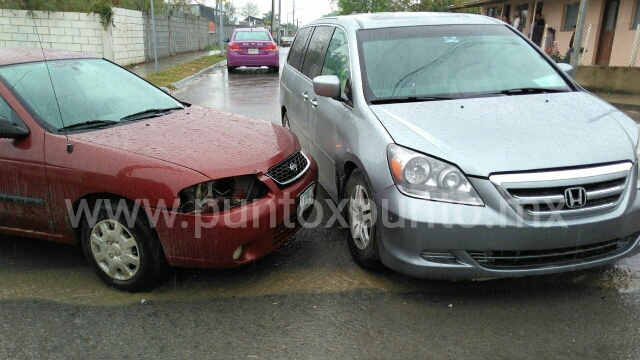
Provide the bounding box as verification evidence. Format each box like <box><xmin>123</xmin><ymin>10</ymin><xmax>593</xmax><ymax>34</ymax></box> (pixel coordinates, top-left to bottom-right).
<box><xmin>70</xmin><ymin>106</ymin><xmax>299</xmax><ymax>180</ymax></box>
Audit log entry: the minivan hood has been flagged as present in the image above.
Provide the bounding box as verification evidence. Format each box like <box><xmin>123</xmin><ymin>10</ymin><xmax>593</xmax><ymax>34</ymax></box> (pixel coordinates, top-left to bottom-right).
<box><xmin>371</xmin><ymin>92</ymin><xmax>638</xmax><ymax>177</ymax></box>
<box><xmin>70</xmin><ymin>106</ymin><xmax>298</xmax><ymax>180</ymax></box>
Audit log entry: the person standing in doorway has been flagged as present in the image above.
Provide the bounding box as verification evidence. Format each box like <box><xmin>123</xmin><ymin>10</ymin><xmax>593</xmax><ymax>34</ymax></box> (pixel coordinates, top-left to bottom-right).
<box><xmin>502</xmin><ymin>15</ymin><xmax>511</xmax><ymax>25</ymax></box>
<box><xmin>513</xmin><ymin>10</ymin><xmax>525</xmax><ymax>33</ymax></box>
<box><xmin>532</xmin><ymin>13</ymin><xmax>546</xmax><ymax>46</ymax></box>
<box><xmin>544</xmin><ymin>27</ymin><xmax>556</xmax><ymax>55</ymax></box>
<box><xmin>565</xmin><ymin>25</ymin><xmax>577</xmax><ymax>63</ymax></box>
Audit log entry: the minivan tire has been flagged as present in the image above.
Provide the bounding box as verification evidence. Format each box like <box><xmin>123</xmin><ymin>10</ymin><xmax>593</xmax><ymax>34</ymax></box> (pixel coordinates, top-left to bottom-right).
<box><xmin>345</xmin><ymin>169</ymin><xmax>382</xmax><ymax>269</ymax></box>
<box><xmin>80</xmin><ymin>198</ymin><xmax>167</xmax><ymax>292</ymax></box>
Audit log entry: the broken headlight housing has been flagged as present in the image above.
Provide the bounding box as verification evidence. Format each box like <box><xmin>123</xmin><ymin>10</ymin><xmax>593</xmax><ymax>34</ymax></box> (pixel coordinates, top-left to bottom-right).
<box><xmin>387</xmin><ymin>144</ymin><xmax>484</xmax><ymax>206</ymax></box>
<box><xmin>178</xmin><ymin>175</ymin><xmax>269</xmax><ymax>214</ymax></box>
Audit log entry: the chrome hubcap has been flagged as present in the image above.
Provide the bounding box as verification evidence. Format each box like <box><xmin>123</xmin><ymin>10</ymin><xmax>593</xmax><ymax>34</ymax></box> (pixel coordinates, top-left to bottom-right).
<box><xmin>349</xmin><ymin>184</ymin><xmax>372</xmax><ymax>250</ymax></box>
<box><xmin>90</xmin><ymin>220</ymin><xmax>140</xmax><ymax>281</ymax></box>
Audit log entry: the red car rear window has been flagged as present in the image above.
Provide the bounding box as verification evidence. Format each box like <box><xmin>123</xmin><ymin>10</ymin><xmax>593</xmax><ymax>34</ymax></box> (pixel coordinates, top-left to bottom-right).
<box><xmin>234</xmin><ymin>31</ymin><xmax>271</xmax><ymax>41</ymax></box>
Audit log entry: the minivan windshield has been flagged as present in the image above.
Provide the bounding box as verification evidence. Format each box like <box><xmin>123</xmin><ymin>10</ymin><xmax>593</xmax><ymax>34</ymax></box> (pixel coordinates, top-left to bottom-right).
<box><xmin>357</xmin><ymin>25</ymin><xmax>571</xmax><ymax>102</ymax></box>
<box><xmin>0</xmin><ymin>59</ymin><xmax>183</xmax><ymax>131</ymax></box>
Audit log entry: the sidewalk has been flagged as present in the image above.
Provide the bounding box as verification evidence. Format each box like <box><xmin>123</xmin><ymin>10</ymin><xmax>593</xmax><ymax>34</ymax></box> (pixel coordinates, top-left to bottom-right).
<box><xmin>592</xmin><ymin>92</ymin><xmax>640</xmax><ymax>112</ymax></box>
<box><xmin>128</xmin><ymin>50</ymin><xmax>221</xmax><ymax>78</ymax></box>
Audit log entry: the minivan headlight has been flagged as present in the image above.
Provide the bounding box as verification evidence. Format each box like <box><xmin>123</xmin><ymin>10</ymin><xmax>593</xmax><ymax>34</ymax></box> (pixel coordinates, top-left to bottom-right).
<box><xmin>387</xmin><ymin>144</ymin><xmax>484</xmax><ymax>206</ymax></box>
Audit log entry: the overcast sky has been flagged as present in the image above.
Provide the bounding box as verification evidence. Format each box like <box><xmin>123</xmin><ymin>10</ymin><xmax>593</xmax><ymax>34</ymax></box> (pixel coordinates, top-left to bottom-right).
<box><xmin>207</xmin><ymin>0</ymin><xmax>335</xmax><ymax>26</ymax></box>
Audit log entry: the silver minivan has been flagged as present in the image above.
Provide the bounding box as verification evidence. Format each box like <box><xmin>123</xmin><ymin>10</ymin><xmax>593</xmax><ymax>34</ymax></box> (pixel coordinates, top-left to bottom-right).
<box><xmin>279</xmin><ymin>12</ymin><xmax>640</xmax><ymax>279</ymax></box>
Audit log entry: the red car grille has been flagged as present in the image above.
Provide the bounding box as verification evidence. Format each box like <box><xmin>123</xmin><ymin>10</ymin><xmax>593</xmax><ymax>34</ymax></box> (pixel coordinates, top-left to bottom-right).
<box><xmin>272</xmin><ymin>212</ymin><xmax>301</xmax><ymax>247</ymax></box>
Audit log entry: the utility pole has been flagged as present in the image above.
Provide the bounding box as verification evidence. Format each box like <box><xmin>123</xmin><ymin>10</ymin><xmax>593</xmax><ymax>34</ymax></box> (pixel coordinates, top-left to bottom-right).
<box><xmin>218</xmin><ymin>0</ymin><xmax>225</xmax><ymax>56</ymax></box>
<box><xmin>292</xmin><ymin>0</ymin><xmax>295</xmax><ymax>33</ymax></box>
<box><xmin>271</xmin><ymin>0</ymin><xmax>275</xmax><ymax>39</ymax></box>
<box><xmin>571</xmin><ymin>0</ymin><xmax>590</xmax><ymax>67</ymax></box>
<box><xmin>150</xmin><ymin>0</ymin><xmax>158</xmax><ymax>72</ymax></box>
<box><xmin>278</xmin><ymin>0</ymin><xmax>282</xmax><ymax>46</ymax></box>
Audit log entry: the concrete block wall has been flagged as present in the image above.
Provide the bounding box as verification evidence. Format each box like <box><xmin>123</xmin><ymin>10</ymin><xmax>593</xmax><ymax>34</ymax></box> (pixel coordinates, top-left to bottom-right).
<box><xmin>1</xmin><ymin>8</ymin><xmax>210</xmax><ymax>67</ymax></box>
<box><xmin>143</xmin><ymin>13</ymin><xmax>171</xmax><ymax>61</ymax></box>
<box><xmin>111</xmin><ymin>8</ymin><xmax>145</xmax><ymax>66</ymax></box>
<box><xmin>141</xmin><ymin>11</ymin><xmax>209</xmax><ymax>62</ymax></box>
<box><xmin>0</xmin><ymin>9</ymin><xmax>104</xmax><ymax>54</ymax></box>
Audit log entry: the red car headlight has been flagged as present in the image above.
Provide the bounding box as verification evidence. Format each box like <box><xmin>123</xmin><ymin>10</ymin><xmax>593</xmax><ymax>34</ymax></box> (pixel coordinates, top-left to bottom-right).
<box><xmin>177</xmin><ymin>175</ymin><xmax>269</xmax><ymax>214</ymax></box>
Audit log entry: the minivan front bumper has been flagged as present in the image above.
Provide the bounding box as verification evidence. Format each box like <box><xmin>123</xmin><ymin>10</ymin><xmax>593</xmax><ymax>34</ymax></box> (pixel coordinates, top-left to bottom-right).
<box><xmin>375</xmin><ymin>175</ymin><xmax>640</xmax><ymax>280</ymax></box>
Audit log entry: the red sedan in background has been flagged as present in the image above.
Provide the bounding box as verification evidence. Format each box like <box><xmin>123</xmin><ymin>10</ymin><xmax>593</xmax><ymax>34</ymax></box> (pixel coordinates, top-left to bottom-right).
<box><xmin>0</xmin><ymin>49</ymin><xmax>317</xmax><ymax>292</ymax></box>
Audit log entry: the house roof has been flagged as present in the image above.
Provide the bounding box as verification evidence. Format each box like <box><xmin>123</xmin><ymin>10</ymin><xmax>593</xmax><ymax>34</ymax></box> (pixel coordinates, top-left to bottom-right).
<box><xmin>449</xmin><ymin>0</ymin><xmax>508</xmax><ymax>10</ymax></box>
<box><xmin>314</xmin><ymin>12</ymin><xmax>500</xmax><ymax>28</ymax></box>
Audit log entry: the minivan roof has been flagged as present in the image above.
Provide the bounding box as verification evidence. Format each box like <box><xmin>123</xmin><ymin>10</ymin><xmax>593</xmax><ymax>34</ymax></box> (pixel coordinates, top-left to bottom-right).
<box><xmin>313</xmin><ymin>12</ymin><xmax>501</xmax><ymax>29</ymax></box>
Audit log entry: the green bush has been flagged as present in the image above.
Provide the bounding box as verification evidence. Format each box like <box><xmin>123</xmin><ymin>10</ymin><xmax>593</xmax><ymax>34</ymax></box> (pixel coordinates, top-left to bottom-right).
<box><xmin>89</xmin><ymin>1</ymin><xmax>114</xmax><ymax>29</ymax></box>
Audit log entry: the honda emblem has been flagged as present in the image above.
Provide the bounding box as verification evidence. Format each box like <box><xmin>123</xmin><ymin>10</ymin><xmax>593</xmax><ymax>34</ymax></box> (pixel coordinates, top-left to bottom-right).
<box><xmin>564</xmin><ymin>187</ymin><xmax>587</xmax><ymax>209</ymax></box>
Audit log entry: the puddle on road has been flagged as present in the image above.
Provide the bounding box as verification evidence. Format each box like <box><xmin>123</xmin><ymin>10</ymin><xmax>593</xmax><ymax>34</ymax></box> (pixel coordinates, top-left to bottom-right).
<box><xmin>0</xmin><ymin>267</ymin><xmax>408</xmax><ymax>307</ymax></box>
<box><xmin>1</xmin><ymin>256</ymin><xmax>638</xmax><ymax>306</ymax></box>
<box><xmin>561</xmin><ymin>256</ymin><xmax>640</xmax><ymax>294</ymax></box>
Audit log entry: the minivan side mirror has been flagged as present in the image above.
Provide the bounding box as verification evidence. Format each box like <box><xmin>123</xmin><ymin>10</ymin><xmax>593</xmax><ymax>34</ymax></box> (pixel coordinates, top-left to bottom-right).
<box><xmin>557</xmin><ymin>63</ymin><xmax>576</xmax><ymax>79</ymax></box>
<box><xmin>0</xmin><ymin>116</ymin><xmax>29</xmax><ymax>140</ymax></box>
<box><xmin>223</xmin><ymin>38</ymin><xmax>230</xmax><ymax>43</ymax></box>
<box><xmin>313</xmin><ymin>75</ymin><xmax>341</xmax><ymax>99</ymax></box>
<box><xmin>159</xmin><ymin>86</ymin><xmax>171</xmax><ymax>95</ymax></box>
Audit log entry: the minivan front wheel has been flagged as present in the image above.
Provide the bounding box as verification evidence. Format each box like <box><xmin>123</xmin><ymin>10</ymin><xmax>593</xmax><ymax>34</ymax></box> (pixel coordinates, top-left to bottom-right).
<box><xmin>345</xmin><ymin>170</ymin><xmax>382</xmax><ymax>269</ymax></box>
<box><xmin>282</xmin><ymin>112</ymin><xmax>291</xmax><ymax>129</ymax></box>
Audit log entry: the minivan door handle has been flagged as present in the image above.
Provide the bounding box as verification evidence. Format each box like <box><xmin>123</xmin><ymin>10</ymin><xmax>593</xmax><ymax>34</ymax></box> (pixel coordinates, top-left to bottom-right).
<box><xmin>302</xmin><ymin>91</ymin><xmax>308</xmax><ymax>101</ymax></box>
<box><xmin>310</xmin><ymin>98</ymin><xmax>318</xmax><ymax>107</ymax></box>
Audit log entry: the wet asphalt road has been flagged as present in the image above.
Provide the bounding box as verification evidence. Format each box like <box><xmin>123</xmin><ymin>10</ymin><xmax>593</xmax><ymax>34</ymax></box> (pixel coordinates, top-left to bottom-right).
<box><xmin>1</xmin><ymin>49</ymin><xmax>640</xmax><ymax>359</ymax></box>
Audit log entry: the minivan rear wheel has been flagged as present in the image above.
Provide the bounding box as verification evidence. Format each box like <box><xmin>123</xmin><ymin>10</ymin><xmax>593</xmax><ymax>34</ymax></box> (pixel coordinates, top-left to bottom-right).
<box><xmin>345</xmin><ymin>170</ymin><xmax>382</xmax><ymax>269</ymax></box>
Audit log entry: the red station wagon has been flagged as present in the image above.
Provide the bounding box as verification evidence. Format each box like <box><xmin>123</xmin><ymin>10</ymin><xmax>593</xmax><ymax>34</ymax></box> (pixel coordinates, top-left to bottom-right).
<box><xmin>0</xmin><ymin>49</ymin><xmax>317</xmax><ymax>291</ymax></box>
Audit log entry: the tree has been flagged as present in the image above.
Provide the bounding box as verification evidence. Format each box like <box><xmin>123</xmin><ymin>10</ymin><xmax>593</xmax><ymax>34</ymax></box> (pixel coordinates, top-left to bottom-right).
<box><xmin>262</xmin><ymin>10</ymin><xmax>278</xmax><ymax>22</ymax></box>
<box><xmin>224</xmin><ymin>1</ymin><xmax>236</xmax><ymax>20</ymax></box>
<box><xmin>331</xmin><ymin>0</ymin><xmax>460</xmax><ymax>15</ymax></box>
<box><xmin>240</xmin><ymin>1</ymin><xmax>259</xmax><ymax>18</ymax></box>
<box><xmin>323</xmin><ymin>10</ymin><xmax>340</xmax><ymax>17</ymax></box>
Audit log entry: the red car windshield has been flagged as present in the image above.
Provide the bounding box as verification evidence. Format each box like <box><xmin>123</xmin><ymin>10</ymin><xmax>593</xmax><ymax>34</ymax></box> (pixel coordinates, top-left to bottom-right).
<box><xmin>0</xmin><ymin>59</ymin><xmax>182</xmax><ymax>131</ymax></box>
<box><xmin>234</xmin><ymin>31</ymin><xmax>271</xmax><ymax>41</ymax></box>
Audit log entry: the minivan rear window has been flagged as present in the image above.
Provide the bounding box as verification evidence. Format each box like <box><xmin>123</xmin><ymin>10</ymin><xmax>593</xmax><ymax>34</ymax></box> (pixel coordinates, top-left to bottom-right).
<box><xmin>234</xmin><ymin>31</ymin><xmax>271</xmax><ymax>41</ymax></box>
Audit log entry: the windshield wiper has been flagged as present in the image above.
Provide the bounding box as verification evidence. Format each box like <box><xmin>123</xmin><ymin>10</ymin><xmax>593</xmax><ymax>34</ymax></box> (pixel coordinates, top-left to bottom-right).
<box><xmin>120</xmin><ymin>106</ymin><xmax>184</xmax><ymax>122</ymax></box>
<box><xmin>58</xmin><ymin>120</ymin><xmax>118</xmax><ymax>132</ymax></box>
<box><xmin>370</xmin><ymin>96</ymin><xmax>456</xmax><ymax>105</ymax></box>
<box><xmin>499</xmin><ymin>87</ymin><xmax>569</xmax><ymax>95</ymax></box>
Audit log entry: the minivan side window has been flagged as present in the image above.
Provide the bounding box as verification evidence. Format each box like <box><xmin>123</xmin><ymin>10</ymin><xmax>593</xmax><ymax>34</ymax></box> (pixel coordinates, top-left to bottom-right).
<box><xmin>300</xmin><ymin>26</ymin><xmax>335</xmax><ymax>79</ymax></box>
<box><xmin>321</xmin><ymin>28</ymin><xmax>350</xmax><ymax>97</ymax></box>
<box><xmin>288</xmin><ymin>27</ymin><xmax>313</xmax><ymax>72</ymax></box>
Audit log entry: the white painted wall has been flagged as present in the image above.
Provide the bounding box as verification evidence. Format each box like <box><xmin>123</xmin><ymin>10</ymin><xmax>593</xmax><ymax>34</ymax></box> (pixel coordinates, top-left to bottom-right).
<box><xmin>0</xmin><ymin>9</ymin><xmax>104</xmax><ymax>54</ymax></box>
<box><xmin>1</xmin><ymin>8</ymin><xmax>156</xmax><ymax>66</ymax></box>
<box><xmin>111</xmin><ymin>8</ymin><xmax>145</xmax><ymax>66</ymax></box>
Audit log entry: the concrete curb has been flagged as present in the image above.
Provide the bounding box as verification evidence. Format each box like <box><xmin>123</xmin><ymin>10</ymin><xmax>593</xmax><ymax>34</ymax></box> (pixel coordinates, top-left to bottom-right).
<box><xmin>607</xmin><ymin>102</ymin><xmax>640</xmax><ymax>112</ymax></box>
<box><xmin>171</xmin><ymin>59</ymin><xmax>227</xmax><ymax>89</ymax></box>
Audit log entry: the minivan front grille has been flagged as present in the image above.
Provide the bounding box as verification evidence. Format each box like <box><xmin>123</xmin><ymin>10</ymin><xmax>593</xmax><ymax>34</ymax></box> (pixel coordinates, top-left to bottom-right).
<box><xmin>468</xmin><ymin>235</ymin><xmax>636</xmax><ymax>270</ymax></box>
<box><xmin>490</xmin><ymin>163</ymin><xmax>632</xmax><ymax>217</ymax></box>
<box><xmin>267</xmin><ymin>151</ymin><xmax>310</xmax><ymax>187</ymax></box>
